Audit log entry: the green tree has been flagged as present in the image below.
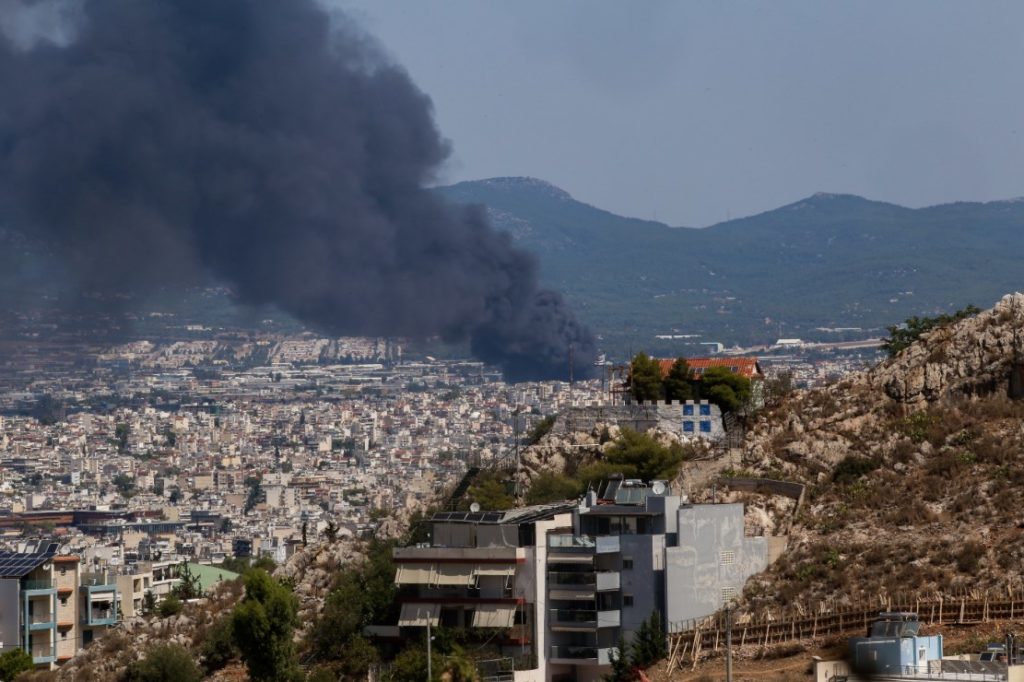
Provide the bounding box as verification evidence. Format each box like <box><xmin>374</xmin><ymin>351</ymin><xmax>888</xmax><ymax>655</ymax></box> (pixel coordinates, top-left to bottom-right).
<box><xmin>699</xmin><ymin>366</ymin><xmax>751</xmax><ymax>414</ymax></box>
<box><xmin>629</xmin><ymin>353</ymin><xmax>664</xmax><ymax>402</ymax></box>
<box><xmin>142</xmin><ymin>590</ymin><xmax>157</xmax><ymax>615</ymax></box>
<box><xmin>198</xmin><ymin>615</ymin><xmax>239</xmax><ymax>674</ymax></box>
<box><xmin>231</xmin><ymin>569</ymin><xmax>301</xmax><ymax>682</ymax></box>
<box><xmin>172</xmin><ymin>562</ymin><xmax>202</xmax><ymax>600</ymax></box>
<box><xmin>604</xmin><ymin>636</ymin><xmax>633</xmax><ymax>682</ymax></box>
<box><xmin>630</xmin><ymin>611</ymin><xmax>667</xmax><ymax>669</ymax></box>
<box><xmin>880</xmin><ymin>304</ymin><xmax>981</xmax><ymax>357</ymax></box>
<box><xmin>311</xmin><ymin>540</ymin><xmax>395</xmax><ymax>670</ymax></box>
<box><xmin>464</xmin><ymin>471</ymin><xmax>514</xmax><ymax>510</ymax></box>
<box><xmin>525</xmin><ymin>471</ymin><xmax>581</xmax><ymax>505</ymax></box>
<box><xmin>579</xmin><ymin>429</ymin><xmax>686</xmax><ymax>483</ymax></box>
<box><xmin>158</xmin><ymin>593</ymin><xmax>183</xmax><ymax>618</ymax></box>
<box><xmin>113</xmin><ymin>472</ymin><xmax>136</xmax><ymax>498</ymax></box>
<box><xmin>525</xmin><ymin>415</ymin><xmax>556</xmax><ymax>445</ymax></box>
<box><xmin>0</xmin><ymin>648</ymin><xmax>33</xmax><ymax>682</ymax></box>
<box><xmin>115</xmin><ymin>422</ymin><xmax>130</xmax><ymax>451</ymax></box>
<box><xmin>324</xmin><ymin>520</ymin><xmax>339</xmax><ymax>542</ymax></box>
<box><xmin>662</xmin><ymin>358</ymin><xmax>694</xmax><ymax>402</ymax></box>
<box><xmin>124</xmin><ymin>643</ymin><xmax>202</xmax><ymax>682</ymax></box>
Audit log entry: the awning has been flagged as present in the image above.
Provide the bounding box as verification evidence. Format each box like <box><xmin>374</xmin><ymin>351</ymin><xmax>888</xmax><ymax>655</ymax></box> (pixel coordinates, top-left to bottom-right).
<box><xmin>475</xmin><ymin>566</ymin><xmax>515</xmax><ymax>578</ymax></box>
<box><xmin>472</xmin><ymin>604</ymin><xmax>517</xmax><ymax>629</ymax></box>
<box><xmin>398</xmin><ymin>603</ymin><xmax>440</xmax><ymax>627</ymax></box>
<box><xmin>434</xmin><ymin>565</ymin><xmax>475</xmax><ymax>586</ymax></box>
<box><xmin>395</xmin><ymin>565</ymin><xmax>434</xmax><ymax>585</ymax></box>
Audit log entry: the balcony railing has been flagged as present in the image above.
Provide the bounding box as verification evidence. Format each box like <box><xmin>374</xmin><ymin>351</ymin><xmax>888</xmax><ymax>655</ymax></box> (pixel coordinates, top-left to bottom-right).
<box><xmin>23</xmin><ymin>579</ymin><xmax>54</xmax><ymax>591</ymax></box>
<box><xmin>548</xmin><ymin>571</ymin><xmax>620</xmax><ymax>591</ymax></box>
<box><xmin>30</xmin><ymin>645</ymin><xmax>54</xmax><ymax>663</ymax></box>
<box><xmin>88</xmin><ymin>608</ymin><xmax>116</xmax><ymax>625</ymax></box>
<box><xmin>549</xmin><ymin>609</ymin><xmax>620</xmax><ymax>628</ymax></box>
<box><xmin>549</xmin><ymin>534</ymin><xmax>596</xmax><ymax>549</ymax></box>
<box><xmin>28</xmin><ymin>610</ymin><xmax>55</xmax><ymax>625</ymax></box>
<box><xmin>549</xmin><ymin>646</ymin><xmax>618</xmax><ymax>664</ymax></box>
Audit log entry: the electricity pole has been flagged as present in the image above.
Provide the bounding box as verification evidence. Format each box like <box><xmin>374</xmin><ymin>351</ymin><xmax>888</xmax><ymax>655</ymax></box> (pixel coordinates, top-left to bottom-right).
<box><xmin>725</xmin><ymin>605</ymin><xmax>733</xmax><ymax>682</ymax></box>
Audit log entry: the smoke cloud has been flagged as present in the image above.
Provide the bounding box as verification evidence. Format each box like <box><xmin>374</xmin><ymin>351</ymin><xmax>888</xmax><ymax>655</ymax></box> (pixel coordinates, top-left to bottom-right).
<box><xmin>0</xmin><ymin>0</ymin><xmax>595</xmax><ymax>380</ymax></box>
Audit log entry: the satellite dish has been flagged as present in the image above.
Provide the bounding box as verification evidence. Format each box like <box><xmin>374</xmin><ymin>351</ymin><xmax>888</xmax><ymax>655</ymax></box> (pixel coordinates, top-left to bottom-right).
<box><xmin>469</xmin><ymin>502</ymin><xmax>481</xmax><ymax>513</ymax></box>
<box><xmin>651</xmin><ymin>481</ymin><xmax>667</xmax><ymax>495</ymax></box>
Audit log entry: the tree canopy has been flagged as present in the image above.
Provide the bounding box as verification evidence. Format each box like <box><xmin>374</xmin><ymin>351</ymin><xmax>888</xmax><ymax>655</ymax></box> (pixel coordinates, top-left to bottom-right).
<box><xmin>578</xmin><ymin>428</ymin><xmax>687</xmax><ymax>483</ymax></box>
<box><xmin>124</xmin><ymin>643</ymin><xmax>202</xmax><ymax>682</ymax></box>
<box><xmin>662</xmin><ymin>358</ymin><xmax>694</xmax><ymax>402</ymax></box>
<box><xmin>0</xmin><ymin>649</ymin><xmax>33</xmax><ymax>682</ymax></box>
<box><xmin>699</xmin><ymin>366</ymin><xmax>751</xmax><ymax>414</ymax></box>
<box><xmin>880</xmin><ymin>304</ymin><xmax>981</xmax><ymax>357</ymax></box>
<box><xmin>629</xmin><ymin>352</ymin><xmax>664</xmax><ymax>402</ymax></box>
<box><xmin>231</xmin><ymin>569</ymin><xmax>301</xmax><ymax>682</ymax></box>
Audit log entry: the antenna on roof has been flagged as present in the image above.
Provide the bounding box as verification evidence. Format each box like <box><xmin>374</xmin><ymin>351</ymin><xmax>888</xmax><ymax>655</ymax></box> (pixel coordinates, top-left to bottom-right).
<box><xmin>469</xmin><ymin>502</ymin><xmax>481</xmax><ymax>513</ymax></box>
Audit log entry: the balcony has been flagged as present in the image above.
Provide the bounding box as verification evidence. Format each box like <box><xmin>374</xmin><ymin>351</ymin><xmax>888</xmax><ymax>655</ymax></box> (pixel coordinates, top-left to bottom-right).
<box><xmin>547</xmin><ymin>535</ymin><xmax>620</xmax><ymax>555</ymax></box>
<box><xmin>30</xmin><ymin>644</ymin><xmax>54</xmax><ymax>664</ymax></box>
<box><xmin>86</xmin><ymin>605</ymin><xmax>117</xmax><ymax>626</ymax></box>
<box><xmin>549</xmin><ymin>646</ymin><xmax>618</xmax><ymax>665</ymax></box>
<box><xmin>23</xmin><ymin>579</ymin><xmax>54</xmax><ymax>591</ymax></box>
<box><xmin>547</xmin><ymin>571</ymin><xmax>620</xmax><ymax>598</ymax></box>
<box><xmin>549</xmin><ymin>609</ymin><xmax>620</xmax><ymax>631</ymax></box>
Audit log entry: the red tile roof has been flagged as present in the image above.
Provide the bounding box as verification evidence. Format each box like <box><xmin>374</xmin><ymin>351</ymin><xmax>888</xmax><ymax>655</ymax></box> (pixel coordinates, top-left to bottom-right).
<box><xmin>657</xmin><ymin>357</ymin><xmax>763</xmax><ymax>380</ymax></box>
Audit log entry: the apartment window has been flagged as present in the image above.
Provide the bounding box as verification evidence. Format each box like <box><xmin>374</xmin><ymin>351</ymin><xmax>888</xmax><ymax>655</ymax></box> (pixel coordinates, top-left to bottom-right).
<box><xmin>61</xmin><ymin>631</ymin><xmax>67</xmax><ymax>640</ymax></box>
<box><xmin>683</xmin><ymin>421</ymin><xmax>694</xmax><ymax>433</ymax></box>
<box><xmin>60</xmin><ymin>597</ymin><xmax>68</xmax><ymax>606</ymax></box>
<box><xmin>60</xmin><ymin>568</ymin><xmax>67</xmax><ymax>576</ymax></box>
<box><xmin>682</xmin><ymin>404</ymin><xmax>694</xmax><ymax>416</ymax></box>
<box><xmin>700</xmin><ymin>420</ymin><xmax>711</xmax><ymax>433</ymax></box>
<box><xmin>699</xmin><ymin>403</ymin><xmax>711</xmax><ymax>416</ymax></box>
<box><xmin>622</xmin><ymin>557</ymin><xmax>634</xmax><ymax>570</ymax></box>
<box><xmin>623</xmin><ymin>594</ymin><xmax>634</xmax><ymax>607</ymax></box>
<box><xmin>720</xmin><ymin>551</ymin><xmax>735</xmax><ymax>566</ymax></box>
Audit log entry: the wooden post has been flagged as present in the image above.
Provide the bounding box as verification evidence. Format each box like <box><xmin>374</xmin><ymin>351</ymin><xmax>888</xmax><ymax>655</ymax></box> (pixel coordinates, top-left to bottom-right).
<box><xmin>812</xmin><ymin>613</ymin><xmax>818</xmax><ymax>639</ymax></box>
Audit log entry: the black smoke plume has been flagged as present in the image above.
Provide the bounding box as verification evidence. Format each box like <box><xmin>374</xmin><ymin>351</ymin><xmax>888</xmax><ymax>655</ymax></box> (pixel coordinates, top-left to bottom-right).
<box><xmin>0</xmin><ymin>0</ymin><xmax>596</xmax><ymax>381</ymax></box>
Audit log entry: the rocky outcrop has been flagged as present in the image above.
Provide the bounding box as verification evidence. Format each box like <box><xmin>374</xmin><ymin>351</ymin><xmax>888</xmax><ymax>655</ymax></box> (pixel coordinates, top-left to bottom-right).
<box><xmin>872</xmin><ymin>292</ymin><xmax>1024</xmax><ymax>405</ymax></box>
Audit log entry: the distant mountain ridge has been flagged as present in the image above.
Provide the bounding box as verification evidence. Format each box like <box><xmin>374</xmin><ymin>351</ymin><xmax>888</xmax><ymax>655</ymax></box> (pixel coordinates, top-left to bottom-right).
<box><xmin>437</xmin><ymin>177</ymin><xmax>1024</xmax><ymax>353</ymax></box>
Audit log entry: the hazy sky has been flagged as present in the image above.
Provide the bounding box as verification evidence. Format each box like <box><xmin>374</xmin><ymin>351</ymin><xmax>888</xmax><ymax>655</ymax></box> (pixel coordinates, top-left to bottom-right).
<box><xmin>336</xmin><ymin>1</ymin><xmax>1024</xmax><ymax>226</ymax></box>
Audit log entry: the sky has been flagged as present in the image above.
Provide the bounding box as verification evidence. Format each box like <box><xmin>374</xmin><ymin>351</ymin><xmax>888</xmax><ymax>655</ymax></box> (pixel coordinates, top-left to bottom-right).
<box><xmin>335</xmin><ymin>1</ymin><xmax>1024</xmax><ymax>227</ymax></box>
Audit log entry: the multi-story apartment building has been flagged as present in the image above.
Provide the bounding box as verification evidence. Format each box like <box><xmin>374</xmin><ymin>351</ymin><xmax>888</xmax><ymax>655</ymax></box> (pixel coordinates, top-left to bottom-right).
<box><xmin>0</xmin><ymin>541</ymin><xmax>118</xmax><ymax>669</ymax></box>
<box><xmin>390</xmin><ymin>476</ymin><xmax>770</xmax><ymax>682</ymax></box>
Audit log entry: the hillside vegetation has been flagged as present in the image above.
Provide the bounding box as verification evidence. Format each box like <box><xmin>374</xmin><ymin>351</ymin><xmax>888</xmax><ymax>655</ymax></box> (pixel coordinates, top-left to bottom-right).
<box><xmin>730</xmin><ymin>293</ymin><xmax>1024</xmax><ymax>611</ymax></box>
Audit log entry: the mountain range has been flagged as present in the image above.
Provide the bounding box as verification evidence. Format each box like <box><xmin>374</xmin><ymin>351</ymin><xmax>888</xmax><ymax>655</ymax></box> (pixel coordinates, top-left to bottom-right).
<box><xmin>438</xmin><ymin>177</ymin><xmax>1024</xmax><ymax>354</ymax></box>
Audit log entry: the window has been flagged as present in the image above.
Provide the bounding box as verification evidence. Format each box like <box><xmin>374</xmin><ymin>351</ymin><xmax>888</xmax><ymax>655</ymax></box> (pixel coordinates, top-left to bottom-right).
<box><xmin>60</xmin><ymin>568</ymin><xmax>67</xmax><ymax>576</ymax></box>
<box><xmin>622</xmin><ymin>558</ymin><xmax>634</xmax><ymax>570</ymax></box>
<box><xmin>682</xmin><ymin>404</ymin><xmax>694</xmax><ymax>416</ymax></box>
<box><xmin>623</xmin><ymin>594</ymin><xmax>634</xmax><ymax>607</ymax></box>
<box><xmin>700</xmin><ymin>420</ymin><xmax>711</xmax><ymax>433</ymax></box>
<box><xmin>61</xmin><ymin>631</ymin><xmax>67</xmax><ymax>639</ymax></box>
<box><xmin>60</xmin><ymin>597</ymin><xmax>68</xmax><ymax>606</ymax></box>
<box><xmin>699</xmin><ymin>403</ymin><xmax>711</xmax><ymax>416</ymax></box>
<box><xmin>683</xmin><ymin>421</ymin><xmax>694</xmax><ymax>433</ymax></box>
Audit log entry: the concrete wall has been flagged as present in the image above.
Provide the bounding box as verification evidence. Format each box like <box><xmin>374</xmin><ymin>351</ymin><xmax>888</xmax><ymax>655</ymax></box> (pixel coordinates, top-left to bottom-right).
<box><xmin>665</xmin><ymin>504</ymin><xmax>768</xmax><ymax>628</ymax></box>
<box><xmin>553</xmin><ymin>402</ymin><xmax>726</xmax><ymax>442</ymax></box>
<box><xmin>618</xmin><ymin>535</ymin><xmax>662</xmax><ymax>637</ymax></box>
<box><xmin>0</xmin><ymin>579</ymin><xmax>19</xmax><ymax>651</ymax></box>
